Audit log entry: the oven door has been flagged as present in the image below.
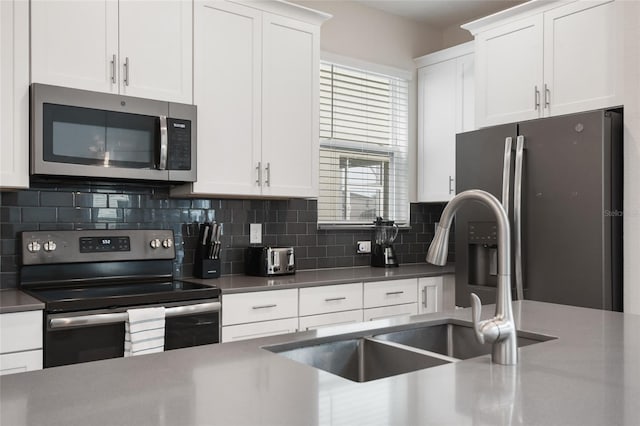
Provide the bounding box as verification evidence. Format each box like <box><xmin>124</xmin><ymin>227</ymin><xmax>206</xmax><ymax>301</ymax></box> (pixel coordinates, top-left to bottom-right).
<box><xmin>44</xmin><ymin>299</ymin><xmax>220</xmax><ymax>368</ymax></box>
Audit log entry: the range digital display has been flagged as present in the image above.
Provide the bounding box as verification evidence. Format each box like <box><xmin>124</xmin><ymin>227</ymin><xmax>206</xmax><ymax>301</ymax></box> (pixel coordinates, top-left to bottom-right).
<box><xmin>79</xmin><ymin>236</ymin><xmax>130</xmax><ymax>253</ymax></box>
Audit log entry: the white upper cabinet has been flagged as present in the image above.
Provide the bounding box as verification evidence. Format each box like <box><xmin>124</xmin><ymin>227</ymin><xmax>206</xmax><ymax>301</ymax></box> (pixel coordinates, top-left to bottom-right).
<box><xmin>474</xmin><ymin>15</ymin><xmax>543</xmax><ymax>126</ymax></box>
<box><xmin>173</xmin><ymin>0</ymin><xmax>329</xmax><ymax>199</ymax></box>
<box><xmin>118</xmin><ymin>1</ymin><xmax>193</xmax><ymax>103</ymax></box>
<box><xmin>467</xmin><ymin>0</ymin><xmax>622</xmax><ymax>128</ymax></box>
<box><xmin>415</xmin><ymin>42</ymin><xmax>474</xmax><ymax>202</ymax></box>
<box><xmin>31</xmin><ymin>0</ymin><xmax>192</xmax><ymax>104</ymax></box>
<box><xmin>187</xmin><ymin>0</ymin><xmax>263</xmax><ymax>196</ymax></box>
<box><xmin>0</xmin><ymin>0</ymin><xmax>29</xmax><ymax>189</ymax></box>
<box><xmin>261</xmin><ymin>14</ymin><xmax>319</xmax><ymax>198</ymax></box>
<box><xmin>542</xmin><ymin>0</ymin><xmax>621</xmax><ymax>116</ymax></box>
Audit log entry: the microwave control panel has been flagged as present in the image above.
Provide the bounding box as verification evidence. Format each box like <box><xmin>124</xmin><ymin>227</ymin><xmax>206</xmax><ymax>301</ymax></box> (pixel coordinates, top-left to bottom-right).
<box><xmin>167</xmin><ymin>118</ymin><xmax>192</xmax><ymax>171</ymax></box>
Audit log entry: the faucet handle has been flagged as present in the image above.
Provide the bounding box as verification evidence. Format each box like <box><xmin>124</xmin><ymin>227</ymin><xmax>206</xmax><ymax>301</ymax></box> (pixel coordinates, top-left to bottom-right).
<box><xmin>470</xmin><ymin>293</ymin><xmax>485</xmax><ymax>344</ymax></box>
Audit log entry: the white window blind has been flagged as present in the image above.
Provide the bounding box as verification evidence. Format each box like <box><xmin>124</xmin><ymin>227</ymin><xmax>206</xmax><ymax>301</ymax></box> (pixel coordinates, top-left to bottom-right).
<box><xmin>319</xmin><ymin>61</ymin><xmax>409</xmax><ymax>225</ymax></box>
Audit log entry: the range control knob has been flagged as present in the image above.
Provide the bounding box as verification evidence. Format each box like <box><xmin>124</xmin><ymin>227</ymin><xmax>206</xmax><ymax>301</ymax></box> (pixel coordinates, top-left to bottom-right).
<box><xmin>150</xmin><ymin>239</ymin><xmax>161</xmax><ymax>249</ymax></box>
<box><xmin>162</xmin><ymin>238</ymin><xmax>173</xmax><ymax>249</ymax></box>
<box><xmin>27</xmin><ymin>241</ymin><xmax>42</xmax><ymax>253</ymax></box>
<box><xmin>43</xmin><ymin>241</ymin><xmax>57</xmax><ymax>252</ymax></box>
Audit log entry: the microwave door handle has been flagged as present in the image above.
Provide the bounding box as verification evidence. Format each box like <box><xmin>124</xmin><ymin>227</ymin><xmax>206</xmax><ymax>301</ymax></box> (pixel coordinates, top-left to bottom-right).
<box><xmin>159</xmin><ymin>115</ymin><xmax>168</xmax><ymax>170</ymax></box>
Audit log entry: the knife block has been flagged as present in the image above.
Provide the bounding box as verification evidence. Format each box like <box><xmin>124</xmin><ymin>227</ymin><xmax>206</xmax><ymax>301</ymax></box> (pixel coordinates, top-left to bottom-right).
<box><xmin>194</xmin><ymin>258</ymin><xmax>221</xmax><ymax>279</ymax></box>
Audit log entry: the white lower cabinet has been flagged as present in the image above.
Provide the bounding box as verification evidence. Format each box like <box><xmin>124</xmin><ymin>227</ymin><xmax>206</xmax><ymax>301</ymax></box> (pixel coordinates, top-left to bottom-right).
<box><xmin>418</xmin><ymin>276</ymin><xmax>444</xmax><ymax>314</ymax></box>
<box><xmin>363</xmin><ymin>304</ymin><xmax>419</xmax><ymax>322</ymax></box>
<box><xmin>221</xmin><ymin>289</ymin><xmax>298</xmax><ymax>343</ymax></box>
<box><xmin>363</xmin><ymin>279</ymin><xmax>419</xmax><ymax>322</ymax></box>
<box><xmin>298</xmin><ymin>282</ymin><xmax>363</xmax><ymax>330</ymax></box>
<box><xmin>0</xmin><ymin>310</ymin><xmax>43</xmax><ymax>375</ymax></box>
<box><xmin>221</xmin><ymin>317</ymin><xmax>298</xmax><ymax>343</ymax></box>
<box><xmin>298</xmin><ymin>310</ymin><xmax>364</xmax><ymax>331</ymax></box>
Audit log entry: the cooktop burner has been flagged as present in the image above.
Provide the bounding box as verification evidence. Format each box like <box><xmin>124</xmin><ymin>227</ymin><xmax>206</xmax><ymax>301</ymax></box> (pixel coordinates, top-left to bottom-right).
<box><xmin>25</xmin><ymin>281</ymin><xmax>220</xmax><ymax>313</ymax></box>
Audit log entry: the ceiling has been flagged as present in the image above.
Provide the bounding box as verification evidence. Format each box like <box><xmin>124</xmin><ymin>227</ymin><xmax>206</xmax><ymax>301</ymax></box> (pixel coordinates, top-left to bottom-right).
<box><xmin>353</xmin><ymin>0</ymin><xmax>527</xmax><ymax>29</ymax></box>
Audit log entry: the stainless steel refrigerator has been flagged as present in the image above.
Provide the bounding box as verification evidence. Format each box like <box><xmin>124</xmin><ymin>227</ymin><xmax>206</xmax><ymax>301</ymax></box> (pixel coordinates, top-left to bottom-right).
<box><xmin>454</xmin><ymin>109</ymin><xmax>623</xmax><ymax>311</ymax></box>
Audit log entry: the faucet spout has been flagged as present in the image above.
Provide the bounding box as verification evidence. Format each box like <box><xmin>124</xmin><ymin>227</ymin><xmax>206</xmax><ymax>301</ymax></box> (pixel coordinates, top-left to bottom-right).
<box><xmin>426</xmin><ymin>189</ymin><xmax>517</xmax><ymax>365</ymax></box>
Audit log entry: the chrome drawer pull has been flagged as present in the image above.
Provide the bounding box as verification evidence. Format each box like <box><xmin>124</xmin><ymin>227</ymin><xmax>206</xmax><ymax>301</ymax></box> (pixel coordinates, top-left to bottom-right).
<box><xmin>385</xmin><ymin>291</ymin><xmax>404</xmax><ymax>296</ymax></box>
<box><xmin>324</xmin><ymin>297</ymin><xmax>347</xmax><ymax>302</ymax></box>
<box><xmin>252</xmin><ymin>304</ymin><xmax>277</xmax><ymax>310</ymax></box>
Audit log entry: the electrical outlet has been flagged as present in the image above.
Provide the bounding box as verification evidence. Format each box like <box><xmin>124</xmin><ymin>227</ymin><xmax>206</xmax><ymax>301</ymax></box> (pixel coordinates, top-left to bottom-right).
<box><xmin>356</xmin><ymin>240</ymin><xmax>371</xmax><ymax>254</ymax></box>
<box><xmin>250</xmin><ymin>223</ymin><xmax>262</xmax><ymax>244</ymax></box>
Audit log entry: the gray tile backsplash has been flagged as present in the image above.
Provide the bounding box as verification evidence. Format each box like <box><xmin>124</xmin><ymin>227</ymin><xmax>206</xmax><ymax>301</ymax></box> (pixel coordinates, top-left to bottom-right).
<box><xmin>0</xmin><ymin>184</ymin><xmax>454</xmax><ymax>289</ymax></box>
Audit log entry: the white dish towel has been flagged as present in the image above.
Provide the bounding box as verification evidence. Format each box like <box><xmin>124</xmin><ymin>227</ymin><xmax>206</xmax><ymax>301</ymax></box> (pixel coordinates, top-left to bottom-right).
<box><xmin>124</xmin><ymin>307</ymin><xmax>166</xmax><ymax>357</ymax></box>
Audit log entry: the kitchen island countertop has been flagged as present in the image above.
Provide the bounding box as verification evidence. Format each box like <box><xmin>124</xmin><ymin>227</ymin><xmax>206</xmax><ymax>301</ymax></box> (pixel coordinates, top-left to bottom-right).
<box><xmin>1</xmin><ymin>300</ymin><xmax>639</xmax><ymax>425</ymax></box>
<box><xmin>183</xmin><ymin>262</ymin><xmax>454</xmax><ymax>293</ymax></box>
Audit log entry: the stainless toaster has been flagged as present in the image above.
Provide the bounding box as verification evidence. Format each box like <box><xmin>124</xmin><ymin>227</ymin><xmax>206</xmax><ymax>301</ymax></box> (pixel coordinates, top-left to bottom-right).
<box><xmin>245</xmin><ymin>246</ymin><xmax>295</xmax><ymax>276</ymax></box>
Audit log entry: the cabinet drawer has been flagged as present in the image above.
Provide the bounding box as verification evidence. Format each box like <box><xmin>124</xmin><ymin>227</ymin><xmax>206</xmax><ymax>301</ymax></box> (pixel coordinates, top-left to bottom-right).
<box><xmin>298</xmin><ymin>310</ymin><xmax>363</xmax><ymax>331</ymax></box>
<box><xmin>222</xmin><ymin>289</ymin><xmax>298</xmax><ymax>326</ymax></box>
<box><xmin>0</xmin><ymin>349</ymin><xmax>42</xmax><ymax>376</ymax></box>
<box><xmin>363</xmin><ymin>279</ymin><xmax>418</xmax><ymax>308</ymax></box>
<box><xmin>299</xmin><ymin>283</ymin><xmax>363</xmax><ymax>316</ymax></box>
<box><xmin>221</xmin><ymin>318</ymin><xmax>298</xmax><ymax>343</ymax></box>
<box><xmin>363</xmin><ymin>303</ymin><xmax>418</xmax><ymax>322</ymax></box>
<box><xmin>0</xmin><ymin>311</ymin><xmax>43</xmax><ymax>354</ymax></box>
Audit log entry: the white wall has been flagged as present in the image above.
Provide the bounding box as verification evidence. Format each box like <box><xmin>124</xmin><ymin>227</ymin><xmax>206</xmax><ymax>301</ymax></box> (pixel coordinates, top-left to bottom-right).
<box><xmin>622</xmin><ymin>0</ymin><xmax>640</xmax><ymax>314</ymax></box>
<box><xmin>290</xmin><ymin>0</ymin><xmax>443</xmax><ymax>203</ymax></box>
<box><xmin>442</xmin><ymin>24</ymin><xmax>473</xmax><ymax>49</ymax></box>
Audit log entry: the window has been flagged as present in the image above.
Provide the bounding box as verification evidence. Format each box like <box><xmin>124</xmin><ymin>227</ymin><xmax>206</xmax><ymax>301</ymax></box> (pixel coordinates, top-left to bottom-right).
<box><xmin>318</xmin><ymin>61</ymin><xmax>409</xmax><ymax>226</ymax></box>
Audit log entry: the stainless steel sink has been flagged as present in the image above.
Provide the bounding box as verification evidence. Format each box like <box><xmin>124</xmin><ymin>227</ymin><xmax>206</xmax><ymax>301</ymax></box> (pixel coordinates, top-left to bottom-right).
<box><xmin>267</xmin><ymin>337</ymin><xmax>452</xmax><ymax>383</ymax></box>
<box><xmin>265</xmin><ymin>321</ymin><xmax>556</xmax><ymax>383</ymax></box>
<box><xmin>374</xmin><ymin>322</ymin><xmax>555</xmax><ymax>360</ymax></box>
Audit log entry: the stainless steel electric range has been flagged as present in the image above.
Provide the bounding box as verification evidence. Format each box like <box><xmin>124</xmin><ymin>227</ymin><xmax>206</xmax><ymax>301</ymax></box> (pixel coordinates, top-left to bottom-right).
<box><xmin>19</xmin><ymin>229</ymin><xmax>221</xmax><ymax>368</ymax></box>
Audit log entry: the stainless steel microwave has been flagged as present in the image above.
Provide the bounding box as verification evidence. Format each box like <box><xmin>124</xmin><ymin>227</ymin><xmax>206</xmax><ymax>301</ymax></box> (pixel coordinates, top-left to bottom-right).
<box><xmin>31</xmin><ymin>83</ymin><xmax>196</xmax><ymax>182</ymax></box>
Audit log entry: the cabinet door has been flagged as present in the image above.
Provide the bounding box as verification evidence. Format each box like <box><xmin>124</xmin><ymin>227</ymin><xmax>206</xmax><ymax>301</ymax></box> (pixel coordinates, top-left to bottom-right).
<box><xmin>417</xmin><ymin>61</ymin><xmax>457</xmax><ymax>202</ymax></box>
<box><xmin>363</xmin><ymin>303</ymin><xmax>418</xmax><ymax>322</ymax></box>
<box><xmin>261</xmin><ymin>14</ymin><xmax>319</xmax><ymax>198</ymax></box>
<box><xmin>31</xmin><ymin>0</ymin><xmax>118</xmax><ymax>93</ymax></box>
<box><xmin>0</xmin><ymin>0</ymin><xmax>29</xmax><ymax>189</ymax></box>
<box><xmin>221</xmin><ymin>289</ymin><xmax>298</xmax><ymax>326</ymax></box>
<box><xmin>221</xmin><ymin>318</ymin><xmax>298</xmax><ymax>343</ymax></box>
<box><xmin>475</xmin><ymin>15</ymin><xmax>543</xmax><ymax>127</ymax></box>
<box><xmin>458</xmin><ymin>53</ymin><xmax>475</xmax><ymax>133</ymax></box>
<box><xmin>190</xmin><ymin>0</ymin><xmax>262</xmax><ymax>196</ymax></box>
<box><xmin>418</xmin><ymin>277</ymin><xmax>444</xmax><ymax>314</ymax></box>
<box><xmin>543</xmin><ymin>0</ymin><xmax>620</xmax><ymax>116</ymax></box>
<box><xmin>0</xmin><ymin>350</ymin><xmax>43</xmax><ymax>376</ymax></box>
<box><xmin>119</xmin><ymin>0</ymin><xmax>192</xmax><ymax>103</ymax></box>
<box><xmin>298</xmin><ymin>310</ymin><xmax>363</xmax><ymax>331</ymax></box>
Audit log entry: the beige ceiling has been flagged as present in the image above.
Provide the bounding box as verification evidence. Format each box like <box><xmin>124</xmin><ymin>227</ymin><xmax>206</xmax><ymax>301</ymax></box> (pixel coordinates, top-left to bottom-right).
<box><xmin>353</xmin><ymin>0</ymin><xmax>527</xmax><ymax>28</ymax></box>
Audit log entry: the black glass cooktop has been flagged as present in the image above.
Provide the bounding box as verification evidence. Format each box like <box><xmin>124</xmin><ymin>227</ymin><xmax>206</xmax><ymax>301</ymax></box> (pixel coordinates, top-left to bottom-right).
<box><xmin>26</xmin><ymin>281</ymin><xmax>220</xmax><ymax>313</ymax></box>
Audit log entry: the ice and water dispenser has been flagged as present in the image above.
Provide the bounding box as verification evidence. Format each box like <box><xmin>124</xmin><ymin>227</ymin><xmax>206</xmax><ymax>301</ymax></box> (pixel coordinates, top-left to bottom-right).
<box><xmin>467</xmin><ymin>222</ymin><xmax>499</xmax><ymax>288</ymax></box>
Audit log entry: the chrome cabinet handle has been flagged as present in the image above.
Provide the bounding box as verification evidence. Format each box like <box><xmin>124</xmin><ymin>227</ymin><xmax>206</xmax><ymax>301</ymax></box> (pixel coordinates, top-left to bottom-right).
<box><xmin>159</xmin><ymin>116</ymin><xmax>168</xmax><ymax>170</ymax></box>
<box><xmin>448</xmin><ymin>176</ymin><xmax>454</xmax><ymax>195</ymax></box>
<box><xmin>252</xmin><ymin>304</ymin><xmax>277</xmax><ymax>310</ymax></box>
<box><xmin>502</xmin><ymin>137</ymin><xmax>513</xmax><ymax>215</ymax></box>
<box><xmin>385</xmin><ymin>291</ymin><xmax>404</xmax><ymax>296</ymax></box>
<box><xmin>264</xmin><ymin>163</ymin><xmax>271</xmax><ymax>187</ymax></box>
<box><xmin>514</xmin><ymin>135</ymin><xmax>525</xmax><ymax>301</ymax></box>
<box><xmin>534</xmin><ymin>85</ymin><xmax>540</xmax><ymax>110</ymax></box>
<box><xmin>324</xmin><ymin>297</ymin><xmax>347</xmax><ymax>302</ymax></box>
<box><xmin>110</xmin><ymin>54</ymin><xmax>117</xmax><ymax>84</ymax></box>
<box><xmin>255</xmin><ymin>162</ymin><xmax>262</xmax><ymax>186</ymax></box>
<box><xmin>123</xmin><ymin>57</ymin><xmax>130</xmax><ymax>86</ymax></box>
<box><xmin>544</xmin><ymin>84</ymin><xmax>550</xmax><ymax>108</ymax></box>
<box><xmin>49</xmin><ymin>301</ymin><xmax>221</xmax><ymax>329</ymax></box>
<box><xmin>422</xmin><ymin>287</ymin><xmax>427</xmax><ymax>308</ymax></box>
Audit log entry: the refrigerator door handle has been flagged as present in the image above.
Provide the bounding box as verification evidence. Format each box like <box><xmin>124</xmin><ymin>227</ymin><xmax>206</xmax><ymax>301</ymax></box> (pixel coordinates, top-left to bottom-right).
<box><xmin>514</xmin><ymin>135</ymin><xmax>525</xmax><ymax>301</ymax></box>
<box><xmin>501</xmin><ymin>137</ymin><xmax>513</xmax><ymax>214</ymax></box>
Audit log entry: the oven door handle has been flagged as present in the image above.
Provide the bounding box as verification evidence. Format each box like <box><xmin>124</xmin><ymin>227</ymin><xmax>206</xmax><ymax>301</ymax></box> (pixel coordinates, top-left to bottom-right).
<box><xmin>49</xmin><ymin>301</ymin><xmax>221</xmax><ymax>329</ymax></box>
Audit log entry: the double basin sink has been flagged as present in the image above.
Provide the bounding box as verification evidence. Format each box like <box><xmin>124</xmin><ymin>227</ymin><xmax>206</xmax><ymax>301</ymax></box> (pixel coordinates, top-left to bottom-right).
<box><xmin>265</xmin><ymin>320</ymin><xmax>555</xmax><ymax>383</ymax></box>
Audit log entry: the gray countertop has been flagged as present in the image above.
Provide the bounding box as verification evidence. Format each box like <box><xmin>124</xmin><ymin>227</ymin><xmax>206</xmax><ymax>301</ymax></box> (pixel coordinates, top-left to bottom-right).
<box><xmin>184</xmin><ymin>263</ymin><xmax>454</xmax><ymax>294</ymax></box>
<box><xmin>0</xmin><ymin>289</ymin><xmax>44</xmax><ymax>314</ymax></box>
<box><xmin>1</xmin><ymin>300</ymin><xmax>639</xmax><ymax>425</ymax></box>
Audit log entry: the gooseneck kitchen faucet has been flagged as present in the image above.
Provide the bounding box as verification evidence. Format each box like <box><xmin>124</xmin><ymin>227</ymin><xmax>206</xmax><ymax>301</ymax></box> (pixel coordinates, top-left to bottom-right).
<box><xmin>426</xmin><ymin>189</ymin><xmax>517</xmax><ymax>365</ymax></box>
